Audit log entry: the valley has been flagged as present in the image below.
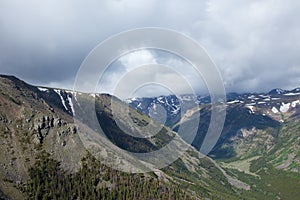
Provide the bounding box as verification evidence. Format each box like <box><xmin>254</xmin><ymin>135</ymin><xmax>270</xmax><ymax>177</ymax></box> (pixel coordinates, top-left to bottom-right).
<box><xmin>0</xmin><ymin>74</ymin><xmax>300</xmax><ymax>199</ymax></box>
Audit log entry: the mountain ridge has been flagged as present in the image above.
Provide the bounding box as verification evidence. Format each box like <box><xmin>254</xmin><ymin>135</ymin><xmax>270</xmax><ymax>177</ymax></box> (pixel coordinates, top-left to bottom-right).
<box><xmin>0</xmin><ymin>74</ymin><xmax>300</xmax><ymax>199</ymax></box>
<box><xmin>0</xmin><ymin>74</ymin><xmax>251</xmax><ymax>199</ymax></box>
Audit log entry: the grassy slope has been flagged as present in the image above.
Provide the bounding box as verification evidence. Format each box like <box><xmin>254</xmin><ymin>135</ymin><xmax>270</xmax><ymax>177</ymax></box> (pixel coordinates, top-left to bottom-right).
<box><xmin>219</xmin><ymin>117</ymin><xmax>300</xmax><ymax>200</ymax></box>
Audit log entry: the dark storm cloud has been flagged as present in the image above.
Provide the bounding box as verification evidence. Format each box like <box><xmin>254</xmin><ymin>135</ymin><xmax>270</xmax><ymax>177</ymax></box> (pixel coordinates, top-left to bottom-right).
<box><xmin>0</xmin><ymin>0</ymin><xmax>299</xmax><ymax>94</ymax></box>
<box><xmin>196</xmin><ymin>0</ymin><xmax>300</xmax><ymax>92</ymax></box>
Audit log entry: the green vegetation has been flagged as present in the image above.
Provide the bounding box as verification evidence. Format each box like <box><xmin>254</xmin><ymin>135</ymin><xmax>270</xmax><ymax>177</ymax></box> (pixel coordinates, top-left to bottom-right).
<box><xmin>218</xmin><ymin>117</ymin><xmax>300</xmax><ymax>200</ymax></box>
<box><xmin>22</xmin><ymin>151</ymin><xmax>193</xmax><ymax>200</ymax></box>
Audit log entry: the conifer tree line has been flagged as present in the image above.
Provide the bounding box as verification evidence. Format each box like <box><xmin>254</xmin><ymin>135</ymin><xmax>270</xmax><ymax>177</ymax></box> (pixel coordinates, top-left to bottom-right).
<box><xmin>22</xmin><ymin>151</ymin><xmax>194</xmax><ymax>200</ymax></box>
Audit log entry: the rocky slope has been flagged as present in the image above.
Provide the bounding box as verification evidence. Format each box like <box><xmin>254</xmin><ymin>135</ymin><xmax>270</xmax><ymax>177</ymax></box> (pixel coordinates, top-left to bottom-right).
<box><xmin>0</xmin><ymin>75</ymin><xmax>250</xmax><ymax>200</ymax></box>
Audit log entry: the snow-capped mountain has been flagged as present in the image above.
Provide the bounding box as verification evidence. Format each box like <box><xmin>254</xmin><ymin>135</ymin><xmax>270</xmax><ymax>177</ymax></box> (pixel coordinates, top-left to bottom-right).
<box><xmin>268</xmin><ymin>88</ymin><xmax>288</xmax><ymax>95</ymax></box>
<box><xmin>125</xmin><ymin>88</ymin><xmax>300</xmax><ymax>160</ymax></box>
<box><xmin>35</xmin><ymin>84</ymin><xmax>300</xmax><ymax>129</ymax></box>
<box><xmin>127</xmin><ymin>88</ymin><xmax>300</xmax><ymax>126</ymax></box>
<box><xmin>126</xmin><ymin>94</ymin><xmax>211</xmax><ymax>126</ymax></box>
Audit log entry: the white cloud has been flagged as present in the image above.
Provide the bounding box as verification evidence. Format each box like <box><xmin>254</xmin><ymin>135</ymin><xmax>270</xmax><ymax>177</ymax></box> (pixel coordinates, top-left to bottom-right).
<box><xmin>119</xmin><ymin>50</ymin><xmax>157</xmax><ymax>71</ymax></box>
<box><xmin>97</xmin><ymin>49</ymin><xmax>208</xmax><ymax>98</ymax></box>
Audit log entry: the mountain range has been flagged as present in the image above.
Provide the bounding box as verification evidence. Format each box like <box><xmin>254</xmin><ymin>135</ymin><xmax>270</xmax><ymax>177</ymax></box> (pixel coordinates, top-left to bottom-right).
<box><xmin>0</xmin><ymin>74</ymin><xmax>300</xmax><ymax>199</ymax></box>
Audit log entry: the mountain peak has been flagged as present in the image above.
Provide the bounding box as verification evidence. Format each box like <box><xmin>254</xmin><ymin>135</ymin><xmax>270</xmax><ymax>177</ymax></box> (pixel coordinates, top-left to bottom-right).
<box><xmin>0</xmin><ymin>74</ymin><xmax>21</xmax><ymax>82</ymax></box>
<box><xmin>291</xmin><ymin>87</ymin><xmax>300</xmax><ymax>93</ymax></box>
<box><xmin>268</xmin><ymin>88</ymin><xmax>287</xmax><ymax>95</ymax></box>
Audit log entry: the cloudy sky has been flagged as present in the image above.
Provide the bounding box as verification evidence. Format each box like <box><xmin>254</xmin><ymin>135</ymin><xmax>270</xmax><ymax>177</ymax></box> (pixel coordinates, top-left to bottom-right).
<box><xmin>1</xmin><ymin>0</ymin><xmax>300</xmax><ymax>97</ymax></box>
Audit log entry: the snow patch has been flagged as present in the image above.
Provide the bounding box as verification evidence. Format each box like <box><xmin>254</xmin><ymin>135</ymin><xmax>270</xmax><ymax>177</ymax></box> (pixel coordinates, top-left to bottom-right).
<box><xmin>54</xmin><ymin>89</ymin><xmax>68</xmax><ymax>111</ymax></box>
<box><xmin>171</xmin><ymin>107</ymin><xmax>180</xmax><ymax>114</ymax></box>
<box><xmin>157</xmin><ymin>97</ymin><xmax>165</xmax><ymax>104</ymax></box>
<box><xmin>291</xmin><ymin>100</ymin><xmax>300</xmax><ymax>108</ymax></box>
<box><xmin>137</xmin><ymin>102</ymin><xmax>142</xmax><ymax>108</ymax></box>
<box><xmin>258</xmin><ymin>102</ymin><xmax>265</xmax><ymax>104</ymax></box>
<box><xmin>284</xmin><ymin>92</ymin><xmax>300</xmax><ymax>96</ymax></box>
<box><xmin>227</xmin><ymin>100</ymin><xmax>240</xmax><ymax>104</ymax></box>
<box><xmin>280</xmin><ymin>102</ymin><xmax>290</xmax><ymax>113</ymax></box>
<box><xmin>67</xmin><ymin>95</ymin><xmax>75</xmax><ymax>114</ymax></box>
<box><xmin>74</xmin><ymin>93</ymin><xmax>78</xmax><ymax>102</ymax></box>
<box><xmin>126</xmin><ymin>97</ymin><xmax>138</xmax><ymax>104</ymax></box>
<box><xmin>272</xmin><ymin>107</ymin><xmax>279</xmax><ymax>114</ymax></box>
<box><xmin>38</xmin><ymin>87</ymin><xmax>48</xmax><ymax>92</ymax></box>
<box><xmin>247</xmin><ymin>106</ymin><xmax>255</xmax><ymax>113</ymax></box>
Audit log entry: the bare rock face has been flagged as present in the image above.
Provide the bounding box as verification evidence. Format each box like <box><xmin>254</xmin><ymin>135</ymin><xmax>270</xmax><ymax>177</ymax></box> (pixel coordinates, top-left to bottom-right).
<box><xmin>0</xmin><ymin>75</ymin><xmax>86</xmax><ymax>191</ymax></box>
<box><xmin>54</xmin><ymin>118</ymin><xmax>62</xmax><ymax>127</ymax></box>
